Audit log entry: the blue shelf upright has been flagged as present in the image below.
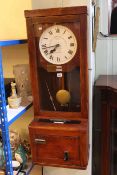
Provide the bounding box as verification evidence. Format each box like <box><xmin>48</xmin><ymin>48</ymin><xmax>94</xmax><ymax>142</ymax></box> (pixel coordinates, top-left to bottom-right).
<box><xmin>0</xmin><ymin>48</ymin><xmax>13</xmax><ymax>174</ymax></box>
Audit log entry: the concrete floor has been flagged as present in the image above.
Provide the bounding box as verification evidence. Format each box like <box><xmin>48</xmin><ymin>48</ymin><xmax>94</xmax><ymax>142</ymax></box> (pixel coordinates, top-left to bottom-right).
<box><xmin>30</xmin><ymin>165</ymin><xmax>42</xmax><ymax>175</ymax></box>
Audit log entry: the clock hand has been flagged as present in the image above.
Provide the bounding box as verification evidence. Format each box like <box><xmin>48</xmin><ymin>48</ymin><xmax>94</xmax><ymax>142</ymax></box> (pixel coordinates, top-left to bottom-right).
<box><xmin>49</xmin><ymin>44</ymin><xmax>60</xmax><ymax>54</ymax></box>
<box><xmin>49</xmin><ymin>48</ymin><xmax>56</xmax><ymax>54</ymax></box>
<box><xmin>42</xmin><ymin>44</ymin><xmax>60</xmax><ymax>49</ymax></box>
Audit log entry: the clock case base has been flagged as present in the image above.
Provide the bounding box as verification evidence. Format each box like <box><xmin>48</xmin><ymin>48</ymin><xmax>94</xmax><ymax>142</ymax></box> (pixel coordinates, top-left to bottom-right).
<box><xmin>29</xmin><ymin>118</ymin><xmax>88</xmax><ymax>169</ymax></box>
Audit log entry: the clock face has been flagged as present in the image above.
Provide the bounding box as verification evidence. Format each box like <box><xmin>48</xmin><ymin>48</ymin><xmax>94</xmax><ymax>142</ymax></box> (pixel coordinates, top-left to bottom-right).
<box><xmin>39</xmin><ymin>25</ymin><xmax>77</xmax><ymax>65</ymax></box>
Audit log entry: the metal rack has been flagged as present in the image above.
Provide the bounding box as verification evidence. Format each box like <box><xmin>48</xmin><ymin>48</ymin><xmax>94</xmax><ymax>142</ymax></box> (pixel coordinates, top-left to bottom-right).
<box><xmin>0</xmin><ymin>40</ymin><xmax>32</xmax><ymax>175</ymax></box>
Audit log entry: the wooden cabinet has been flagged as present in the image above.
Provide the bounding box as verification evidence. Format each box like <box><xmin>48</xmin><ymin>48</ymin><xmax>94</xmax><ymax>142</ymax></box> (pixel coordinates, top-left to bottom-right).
<box><xmin>93</xmin><ymin>75</ymin><xmax>117</xmax><ymax>175</ymax></box>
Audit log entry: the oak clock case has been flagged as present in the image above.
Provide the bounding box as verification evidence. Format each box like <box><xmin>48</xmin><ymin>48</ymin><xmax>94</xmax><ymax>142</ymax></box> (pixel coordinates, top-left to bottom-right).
<box><xmin>25</xmin><ymin>6</ymin><xmax>88</xmax><ymax>169</ymax></box>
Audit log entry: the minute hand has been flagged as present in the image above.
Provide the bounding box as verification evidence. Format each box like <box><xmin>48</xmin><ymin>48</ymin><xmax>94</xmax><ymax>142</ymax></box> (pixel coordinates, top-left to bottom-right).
<box><xmin>42</xmin><ymin>44</ymin><xmax>59</xmax><ymax>49</ymax></box>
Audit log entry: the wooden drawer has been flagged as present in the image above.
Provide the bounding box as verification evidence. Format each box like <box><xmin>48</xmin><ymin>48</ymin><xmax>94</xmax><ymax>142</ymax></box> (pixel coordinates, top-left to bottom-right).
<box><xmin>29</xmin><ymin>120</ymin><xmax>88</xmax><ymax>169</ymax></box>
<box><xmin>31</xmin><ymin>134</ymin><xmax>80</xmax><ymax>165</ymax></box>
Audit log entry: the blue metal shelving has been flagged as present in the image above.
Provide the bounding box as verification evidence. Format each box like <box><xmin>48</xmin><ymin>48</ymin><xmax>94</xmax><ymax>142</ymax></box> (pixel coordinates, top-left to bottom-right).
<box><xmin>0</xmin><ymin>40</ymin><xmax>27</xmax><ymax>47</ymax></box>
<box><xmin>0</xmin><ymin>40</ymin><xmax>31</xmax><ymax>175</ymax></box>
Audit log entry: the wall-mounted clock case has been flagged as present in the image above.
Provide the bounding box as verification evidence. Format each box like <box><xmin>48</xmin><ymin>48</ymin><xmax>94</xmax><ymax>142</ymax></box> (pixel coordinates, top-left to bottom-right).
<box><xmin>25</xmin><ymin>6</ymin><xmax>89</xmax><ymax>169</ymax></box>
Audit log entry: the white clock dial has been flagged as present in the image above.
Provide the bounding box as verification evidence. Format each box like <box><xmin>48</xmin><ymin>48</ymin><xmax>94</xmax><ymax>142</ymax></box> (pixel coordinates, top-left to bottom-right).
<box><xmin>39</xmin><ymin>25</ymin><xmax>77</xmax><ymax>65</ymax></box>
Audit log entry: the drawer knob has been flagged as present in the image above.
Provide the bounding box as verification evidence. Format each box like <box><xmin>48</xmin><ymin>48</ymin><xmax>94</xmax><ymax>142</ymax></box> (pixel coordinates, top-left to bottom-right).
<box><xmin>64</xmin><ymin>151</ymin><xmax>69</xmax><ymax>161</ymax></box>
<box><xmin>34</xmin><ymin>138</ymin><xmax>46</xmax><ymax>144</ymax></box>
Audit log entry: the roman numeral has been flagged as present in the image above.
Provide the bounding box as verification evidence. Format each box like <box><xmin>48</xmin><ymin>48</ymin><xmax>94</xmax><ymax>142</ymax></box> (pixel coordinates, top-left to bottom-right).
<box><xmin>68</xmin><ymin>50</ymin><xmax>73</xmax><ymax>55</ymax></box>
<box><xmin>70</xmin><ymin>43</ymin><xmax>75</xmax><ymax>47</ymax></box>
<box><xmin>44</xmin><ymin>49</ymin><xmax>48</xmax><ymax>55</ymax></box>
<box><xmin>49</xmin><ymin>31</ymin><xmax>53</xmax><ymax>35</ymax></box>
<box><xmin>55</xmin><ymin>28</ymin><xmax>60</xmax><ymax>33</ymax></box>
<box><xmin>63</xmin><ymin>30</ymin><xmax>66</xmax><ymax>34</ymax></box>
<box><xmin>68</xmin><ymin>36</ymin><xmax>72</xmax><ymax>39</ymax></box>
<box><xmin>41</xmin><ymin>44</ymin><xmax>46</xmax><ymax>48</ymax></box>
<box><xmin>49</xmin><ymin>55</ymin><xmax>53</xmax><ymax>60</ymax></box>
<box><xmin>57</xmin><ymin>57</ymin><xmax>60</xmax><ymax>62</ymax></box>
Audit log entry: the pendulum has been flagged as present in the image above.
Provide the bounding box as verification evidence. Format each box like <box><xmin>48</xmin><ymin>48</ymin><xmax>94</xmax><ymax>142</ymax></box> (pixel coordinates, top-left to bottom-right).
<box><xmin>56</xmin><ymin>73</ymin><xmax>71</xmax><ymax>105</ymax></box>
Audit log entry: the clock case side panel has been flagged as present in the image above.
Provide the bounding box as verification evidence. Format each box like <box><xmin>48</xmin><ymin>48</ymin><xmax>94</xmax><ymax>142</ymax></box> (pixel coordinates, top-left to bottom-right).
<box><xmin>79</xmin><ymin>14</ymin><xmax>89</xmax><ymax>120</ymax></box>
<box><xmin>25</xmin><ymin>18</ymin><xmax>41</xmax><ymax>116</ymax></box>
<box><xmin>25</xmin><ymin>7</ymin><xmax>88</xmax><ymax>121</ymax></box>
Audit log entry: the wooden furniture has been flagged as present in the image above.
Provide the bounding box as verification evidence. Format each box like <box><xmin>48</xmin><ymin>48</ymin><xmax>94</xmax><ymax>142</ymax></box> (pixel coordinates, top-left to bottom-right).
<box><xmin>25</xmin><ymin>6</ymin><xmax>89</xmax><ymax>169</ymax></box>
<box><xmin>93</xmin><ymin>75</ymin><xmax>117</xmax><ymax>175</ymax></box>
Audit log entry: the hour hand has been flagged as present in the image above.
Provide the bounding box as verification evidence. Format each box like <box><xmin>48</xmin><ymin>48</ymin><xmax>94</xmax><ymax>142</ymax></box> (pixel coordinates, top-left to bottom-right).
<box><xmin>49</xmin><ymin>44</ymin><xmax>60</xmax><ymax>54</ymax></box>
<box><xmin>49</xmin><ymin>48</ymin><xmax>56</xmax><ymax>54</ymax></box>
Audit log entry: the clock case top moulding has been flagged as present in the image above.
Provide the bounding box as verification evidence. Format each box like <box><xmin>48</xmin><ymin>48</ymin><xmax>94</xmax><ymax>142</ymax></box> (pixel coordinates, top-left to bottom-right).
<box><xmin>25</xmin><ymin>6</ymin><xmax>89</xmax><ymax>169</ymax></box>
